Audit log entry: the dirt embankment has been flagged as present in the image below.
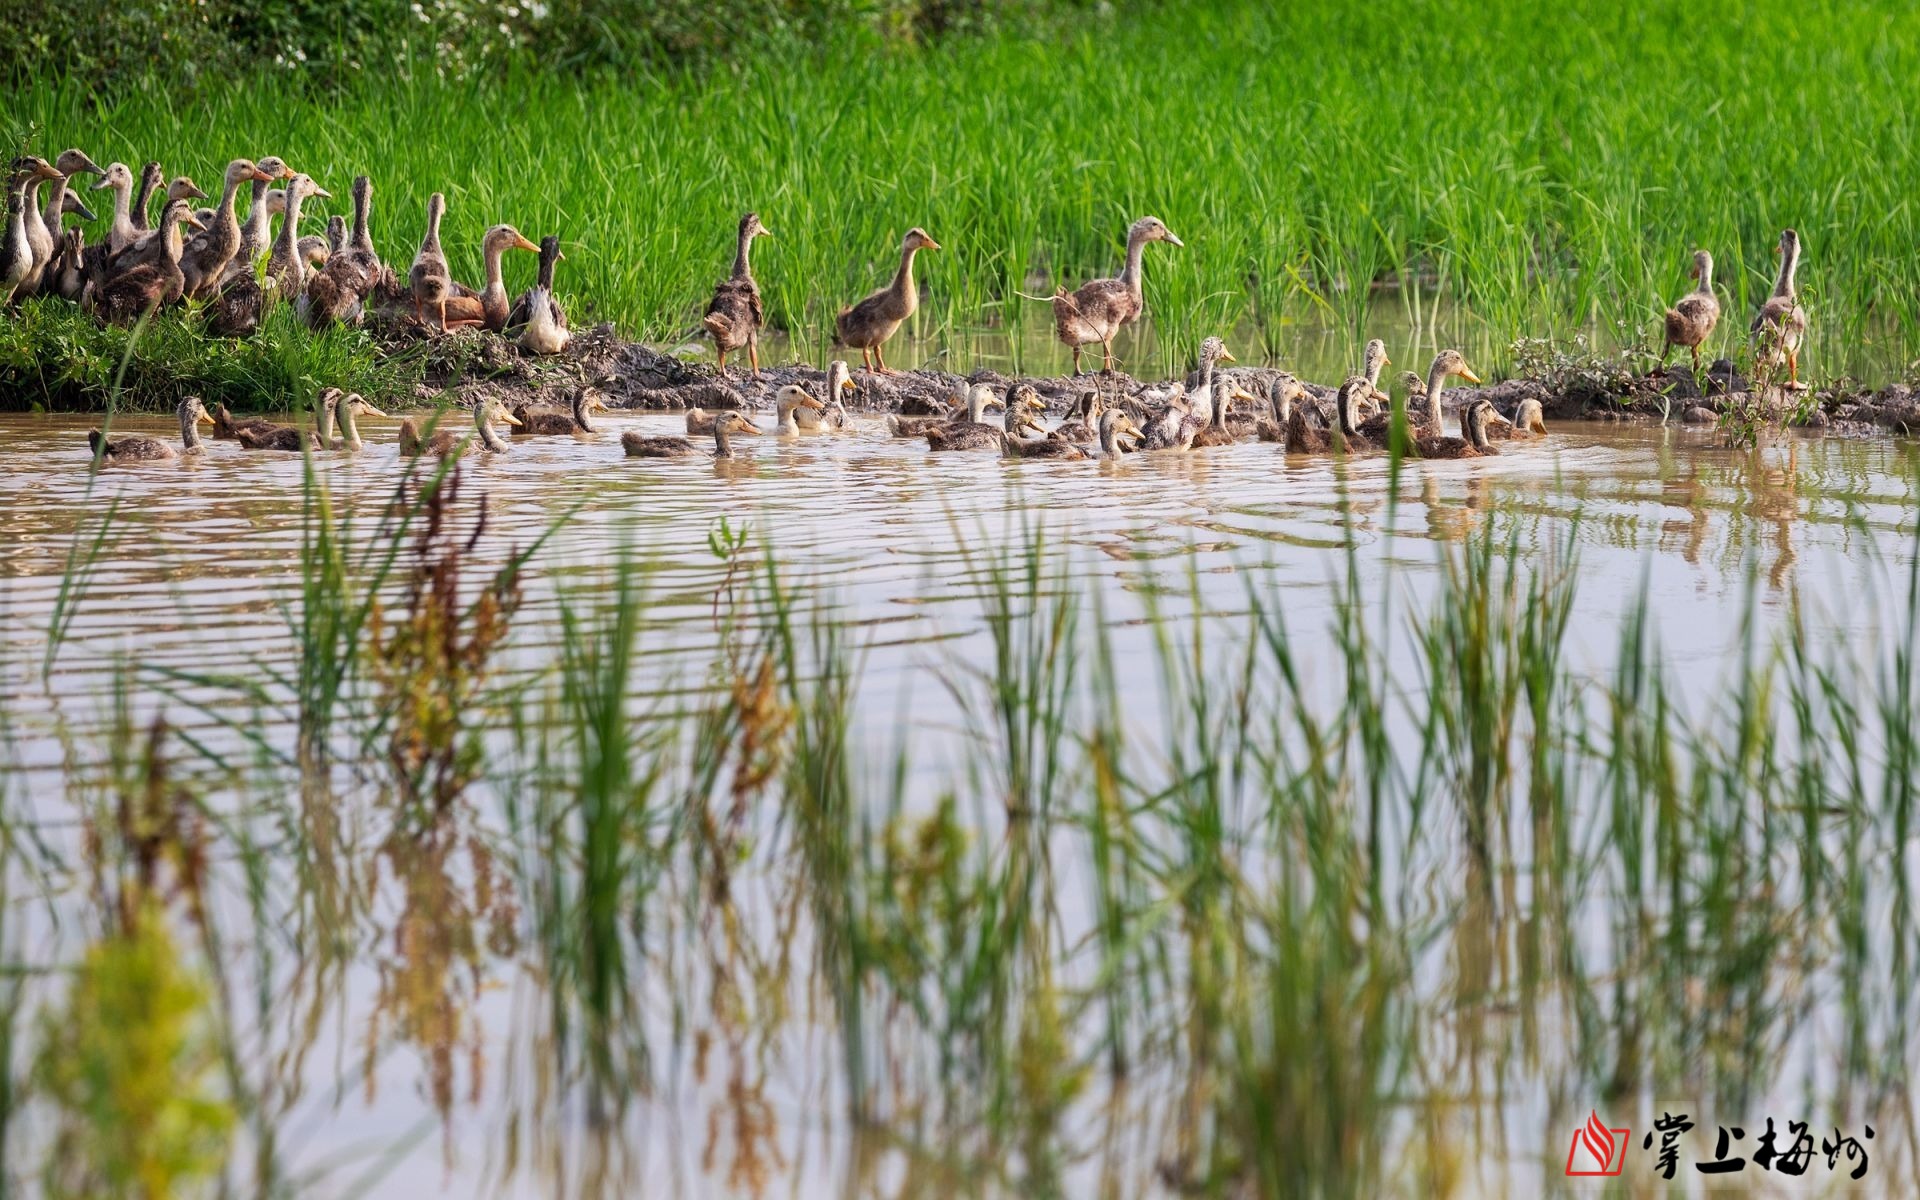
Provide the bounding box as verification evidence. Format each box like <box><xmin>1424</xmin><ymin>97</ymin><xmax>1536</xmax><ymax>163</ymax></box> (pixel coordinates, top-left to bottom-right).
<box><xmin>391</xmin><ymin>322</ymin><xmax>1920</xmax><ymax>436</ymax></box>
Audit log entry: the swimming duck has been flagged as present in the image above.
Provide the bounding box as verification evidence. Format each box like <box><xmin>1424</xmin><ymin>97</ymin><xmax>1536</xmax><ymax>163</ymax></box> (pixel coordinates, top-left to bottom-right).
<box><xmin>399</xmin><ymin>397</ymin><xmax>523</xmax><ymax>457</ymax></box>
<box><xmin>1355</xmin><ymin>339</ymin><xmax>1391</xmax><ymax>414</ymax></box>
<box><xmin>1331</xmin><ymin>378</ymin><xmax>1379</xmax><ymax>454</ymax></box>
<box><xmin>408</xmin><ymin>192</ymin><xmax>458</xmax><ymax>331</ymax></box>
<box><xmin>1358</xmin><ymin>349</ymin><xmax>1479</xmax><ymax>444</ymax></box>
<box><xmin>88</xmin><ymin>396</ymin><xmax>213</xmax><ymax>463</ymax></box>
<box><xmin>1191</xmin><ymin>380</ymin><xmax>1260</xmax><ymax>448</ymax></box>
<box><xmin>512</xmin><ymin>386</ymin><xmax>608</xmax><ymax>436</ymax></box>
<box><xmin>624</xmin><ymin>410</ymin><xmax>758</xmax><ymax>459</ymax></box>
<box><xmin>323</xmin><ymin>391</ymin><xmax>387</xmax><ymax>452</ymax></box>
<box><xmin>1658</xmin><ymin>250</ymin><xmax>1720</xmax><ymax>377</ymax></box>
<box><xmin>1047</xmin><ymin>390</ymin><xmax>1104</xmax><ymax>444</ymax></box>
<box><xmin>1264</xmin><ymin>375</ymin><xmax>1330</xmax><ymax>453</ymax></box>
<box><xmin>1751</xmin><ymin>228</ymin><xmax>1809</xmax><ymax>389</ymax></box>
<box><xmin>1048</xmin><ymin>216</ymin><xmax>1183</xmax><ymax>374</ymax></box>
<box><xmin>885</xmin><ymin>384</ymin><xmax>999</xmax><ymax>438</ymax></box>
<box><xmin>793</xmin><ymin>360</ymin><xmax>856</xmax><ymax>431</ymax></box>
<box><xmin>1415</xmin><ymin>398</ymin><xmax>1498</xmax><ymax>460</ymax></box>
<box><xmin>835</xmin><ymin>227</ymin><xmax>939</xmax><ymax>373</ymax></box>
<box><xmin>1184</xmin><ymin>337</ymin><xmax>1238</xmax><ymax>426</ymax></box>
<box><xmin>95</xmin><ymin>200</ymin><xmax>205</xmax><ymax>323</ymax></box>
<box><xmin>1481</xmin><ymin>397</ymin><xmax>1547</xmax><ymax>442</ymax></box>
<box><xmin>1255</xmin><ymin>373</ymin><xmax>1303</xmax><ymax>440</ymax></box>
<box><xmin>441</xmin><ymin>224</ymin><xmax>539</xmax><ymax>331</ymax></box>
<box><xmin>927</xmin><ymin>385</ymin><xmax>1036</xmax><ymax>451</ymax></box>
<box><xmin>509</xmin><ymin>235</ymin><xmax>569</xmax><ymax>354</ymax></box>
<box><xmin>3</xmin><ymin>159</ymin><xmax>61</xmax><ymax>305</ymax></box>
<box><xmin>1005</xmin><ymin>398</ymin><xmax>1091</xmax><ymax>459</ymax></box>
<box><xmin>1093</xmin><ymin>408</ymin><xmax>1145</xmax><ymax>460</ymax></box>
<box><xmin>703</xmin><ymin>212</ymin><xmax>771</xmax><ymax>375</ymax></box>
<box><xmin>265</xmin><ymin>174</ymin><xmax>329</xmax><ymax>296</ymax></box>
<box><xmin>234</xmin><ymin>390</ymin><xmax>338</xmax><ymax>451</ymax></box>
<box><xmin>771</xmin><ymin>385</ymin><xmax>829</xmax><ymax>436</ymax></box>
<box><xmin>1142</xmin><ymin>384</ymin><xmax>1202</xmax><ymax>451</ymax></box>
<box><xmin>177</xmin><ymin>159</ymin><xmax>277</xmax><ymax>301</ymax></box>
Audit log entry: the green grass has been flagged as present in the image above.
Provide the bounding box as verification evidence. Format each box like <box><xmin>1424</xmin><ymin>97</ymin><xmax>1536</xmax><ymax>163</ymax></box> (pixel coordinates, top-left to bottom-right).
<box><xmin>15</xmin><ymin>0</ymin><xmax>1920</xmax><ymax>385</ymax></box>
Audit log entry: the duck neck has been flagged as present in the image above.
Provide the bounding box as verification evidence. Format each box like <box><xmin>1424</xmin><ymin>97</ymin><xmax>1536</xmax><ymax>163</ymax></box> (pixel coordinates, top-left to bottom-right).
<box><xmin>314</xmin><ymin>398</ymin><xmax>338</xmax><ymax>449</ymax></box>
<box><xmin>1772</xmin><ymin>241</ymin><xmax>1799</xmax><ymax>299</ymax></box>
<box><xmin>350</xmin><ymin>188</ymin><xmax>371</xmax><ymax>257</ymax></box>
<box><xmin>275</xmin><ymin>188</ymin><xmax>307</xmax><ymax>267</ymax></box>
<box><xmin>1364</xmin><ymin>352</ymin><xmax>1384</xmax><ymax>392</ymax></box>
<box><xmin>713</xmin><ymin>423</ymin><xmax>734</xmax><ymax>457</ymax></box>
<box><xmin>572</xmin><ymin>391</ymin><xmax>594</xmax><ymax>434</ymax></box>
<box><xmin>1695</xmin><ymin>257</ymin><xmax>1715</xmax><ymax>296</ymax></box>
<box><xmin>1100</xmin><ymin>420</ymin><xmax>1122</xmax><ymax>456</ymax></box>
<box><xmin>20</xmin><ymin>176</ymin><xmax>49</xmax><ymax>244</ymax></box>
<box><xmin>1117</xmin><ymin>226</ymin><xmax>1150</xmax><ymax>300</ymax></box>
<box><xmin>730</xmin><ymin>227</ymin><xmax>755</xmax><ymax>282</ymax></box>
<box><xmin>476</xmin><ymin>410</ymin><xmax>509</xmax><ymax>453</ymax></box>
<box><xmin>1338</xmin><ymin>388</ymin><xmax>1361</xmax><ymax>438</ymax></box>
<box><xmin>1423</xmin><ymin>362</ymin><xmax>1450</xmax><ymax>428</ymax></box>
<box><xmin>178</xmin><ymin>406</ymin><xmax>203</xmax><ymax>452</ymax></box>
<box><xmin>337</xmin><ymin>401</ymin><xmax>362</xmax><ymax>451</ymax></box>
<box><xmin>423</xmin><ymin>201</ymin><xmax>444</xmax><ymax>257</ymax></box>
<box><xmin>242</xmin><ymin>176</ymin><xmax>273</xmax><ymax>248</ymax></box>
<box><xmin>40</xmin><ymin>174</ymin><xmax>70</xmax><ymax>239</ymax></box>
<box><xmin>5</xmin><ymin>182</ymin><xmax>25</xmax><ymax>258</ymax></box>
<box><xmin>161</xmin><ymin>212</ymin><xmax>189</xmax><ymax>267</ymax></box>
<box><xmin>132</xmin><ymin>169</ymin><xmax>159</xmax><ymax>231</ymax></box>
<box><xmin>482</xmin><ymin>238</ymin><xmax>509</xmax><ymax>302</ymax></box>
<box><xmin>778</xmin><ymin>400</ymin><xmax>802</xmax><ymax>434</ymax></box>
<box><xmin>215</xmin><ymin>172</ymin><xmax>246</xmax><ymax>238</ymax></box>
<box><xmin>1270</xmin><ymin>385</ymin><xmax>1291</xmax><ymax>428</ymax></box>
<box><xmin>888</xmin><ymin>243</ymin><xmax>921</xmax><ymax>315</ymax></box>
<box><xmin>1467</xmin><ymin>407</ymin><xmax>1488</xmax><ymax>451</ymax></box>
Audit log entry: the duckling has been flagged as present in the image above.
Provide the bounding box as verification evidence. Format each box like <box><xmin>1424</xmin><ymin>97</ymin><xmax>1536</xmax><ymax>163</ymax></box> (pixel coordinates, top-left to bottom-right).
<box><xmin>624</xmin><ymin>411</ymin><xmax>759</xmax><ymax>459</ymax></box>
<box><xmin>3</xmin><ymin>159</ymin><xmax>62</xmax><ymax>305</ymax></box>
<box><xmin>264</xmin><ymin>173</ymin><xmax>329</xmax><ymax>296</ymax></box>
<box><xmin>923</xmin><ymin>384</ymin><xmax>1020</xmax><ymax>450</ymax></box>
<box><xmin>95</xmin><ymin>200</ymin><xmax>206</xmax><ymax>323</ymax></box>
<box><xmin>771</xmin><ymin>385</ymin><xmax>828</xmax><ymax>436</ymax></box>
<box><xmin>234</xmin><ymin>390</ymin><xmax>337</xmax><ymax>451</ymax></box>
<box><xmin>1358</xmin><ymin>349</ymin><xmax>1480</xmax><ymax>444</ymax></box>
<box><xmin>52</xmin><ymin>227</ymin><xmax>89</xmax><ymax>301</ymax></box>
<box><xmin>408</xmin><ymin>192</ymin><xmax>461</xmax><ymax>331</ymax></box>
<box><xmin>835</xmin><ymin>227</ymin><xmax>940</xmax><ymax>373</ymax></box>
<box><xmin>1752</xmin><ymin>228</ymin><xmax>1809</xmax><ymax>389</ymax></box>
<box><xmin>1415</xmin><ymin>398</ymin><xmax>1498</xmax><ymax>460</ymax></box>
<box><xmin>178</xmin><ymin>159</ymin><xmax>277</xmax><ymax>301</ymax></box>
<box><xmin>88</xmin><ymin>396</ymin><xmax>213</xmax><ymax>463</ymax></box>
<box><xmin>886</xmin><ymin>384</ymin><xmax>1000</xmax><ymax>438</ymax></box>
<box><xmin>399</xmin><ymin>398</ymin><xmax>523</xmax><ymax>457</ymax></box>
<box><xmin>1094</xmin><ymin>408</ymin><xmax>1145</xmax><ymax>460</ymax></box>
<box><xmin>794</xmin><ymin>360</ymin><xmax>856</xmax><ymax>431</ymax></box>
<box><xmin>509</xmin><ymin>235</ymin><xmax>569</xmax><ymax>355</ymax></box>
<box><xmin>298</xmin><ymin>234</ymin><xmax>331</xmax><ymax>273</ymax></box>
<box><xmin>1047</xmin><ymin>216</ymin><xmax>1183</xmax><ymax>374</ymax></box>
<box><xmin>512</xmin><ymin>386</ymin><xmax>608</xmax><ymax>436</ymax></box>
<box><xmin>441</xmin><ymin>224</ymin><xmax>539</xmax><ymax>331</ymax></box>
<box><xmin>930</xmin><ymin>390</ymin><xmax>1040</xmax><ymax>452</ymax></box>
<box><xmin>703</xmin><ymin>212</ymin><xmax>771</xmax><ymax>375</ymax></box>
<box><xmin>1658</xmin><ymin>250</ymin><xmax>1720</xmax><ymax>377</ymax></box>
<box><xmin>1331</xmin><ymin>377</ymin><xmax>1379</xmax><ymax>454</ymax></box>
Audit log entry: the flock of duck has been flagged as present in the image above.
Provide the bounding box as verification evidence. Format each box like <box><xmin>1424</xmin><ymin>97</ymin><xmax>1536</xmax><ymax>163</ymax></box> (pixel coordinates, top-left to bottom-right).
<box><xmin>2</xmin><ymin>150</ymin><xmax>569</xmax><ymax>350</ymax></box>
<box><xmin>3</xmin><ymin>144</ymin><xmax>1813</xmax><ymax>466</ymax></box>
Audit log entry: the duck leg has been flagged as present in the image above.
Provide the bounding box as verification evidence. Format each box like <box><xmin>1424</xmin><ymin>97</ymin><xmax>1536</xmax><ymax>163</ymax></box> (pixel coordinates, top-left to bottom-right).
<box><xmin>716</xmin><ymin>345</ymin><xmax>728</xmax><ymax>373</ymax></box>
<box><xmin>860</xmin><ymin>346</ymin><xmax>874</xmax><ymax>373</ymax></box>
<box><xmin>1787</xmin><ymin>349</ymin><xmax>1802</xmax><ymax>389</ymax></box>
<box><xmin>1071</xmin><ymin>344</ymin><xmax>1083</xmax><ymax>375</ymax></box>
<box><xmin>875</xmin><ymin>344</ymin><xmax>894</xmax><ymax>375</ymax></box>
<box><xmin>1101</xmin><ymin>338</ymin><xmax>1116</xmax><ymax>373</ymax></box>
<box><xmin>748</xmin><ymin>333</ymin><xmax>760</xmax><ymax>378</ymax></box>
<box><xmin>1690</xmin><ymin>345</ymin><xmax>1702</xmax><ymax>378</ymax></box>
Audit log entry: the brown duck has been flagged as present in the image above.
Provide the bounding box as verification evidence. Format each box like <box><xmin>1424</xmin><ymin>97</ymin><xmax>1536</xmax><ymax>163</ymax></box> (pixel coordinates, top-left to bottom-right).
<box><xmin>1048</xmin><ymin>216</ymin><xmax>1182</xmax><ymax>374</ymax></box>
<box><xmin>703</xmin><ymin>212</ymin><xmax>771</xmax><ymax>375</ymax></box>
<box><xmin>835</xmin><ymin>227</ymin><xmax>939</xmax><ymax>373</ymax></box>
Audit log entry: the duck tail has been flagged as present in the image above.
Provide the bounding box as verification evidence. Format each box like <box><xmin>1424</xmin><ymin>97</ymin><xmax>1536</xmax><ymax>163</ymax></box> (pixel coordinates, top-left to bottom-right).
<box><xmin>885</xmin><ymin>413</ymin><xmax>903</xmax><ymax>437</ymax></box>
<box><xmin>701</xmin><ymin>312</ymin><xmax>731</xmax><ymax>339</ymax></box>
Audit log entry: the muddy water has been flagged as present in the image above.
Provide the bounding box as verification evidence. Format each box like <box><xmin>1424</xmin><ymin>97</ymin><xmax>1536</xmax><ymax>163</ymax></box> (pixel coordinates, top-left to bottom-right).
<box><xmin>2</xmin><ymin>410</ymin><xmax>1918</xmax><ymax>1196</ymax></box>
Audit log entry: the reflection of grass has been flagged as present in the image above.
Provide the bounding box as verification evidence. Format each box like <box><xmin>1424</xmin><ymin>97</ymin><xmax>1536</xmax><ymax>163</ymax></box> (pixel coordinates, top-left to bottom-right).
<box><xmin>2</xmin><ymin>464</ymin><xmax>1919</xmax><ymax>1194</ymax></box>
<box><xmin>18</xmin><ymin>0</ymin><xmax>1919</xmax><ymax>379</ymax></box>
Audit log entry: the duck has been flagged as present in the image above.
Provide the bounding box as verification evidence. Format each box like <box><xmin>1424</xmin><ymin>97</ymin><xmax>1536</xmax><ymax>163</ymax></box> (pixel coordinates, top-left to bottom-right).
<box><xmin>95</xmin><ymin>200</ymin><xmax>205</xmax><ymax>323</ymax></box>
<box><xmin>127</xmin><ymin>162</ymin><xmax>165</xmax><ymax>238</ymax></box>
<box><xmin>1191</xmin><ymin>380</ymin><xmax>1260</xmax><ymax>448</ymax></box>
<box><xmin>703</xmin><ymin>212</ymin><xmax>771</xmax><ymax>375</ymax></box>
<box><xmin>509</xmin><ymin>235</ymin><xmax>569</xmax><ymax>354</ymax></box>
<box><xmin>106</xmin><ymin>177</ymin><xmax>210</xmax><ymax>275</ymax></box>
<box><xmin>408</xmin><ymin>192</ymin><xmax>459</xmax><ymax>331</ymax></box>
<box><xmin>1354</xmin><ymin>339</ymin><xmax>1391</xmax><ymax>414</ymax></box>
<box><xmin>1358</xmin><ymin>349</ymin><xmax>1480</xmax><ymax>445</ymax></box>
<box><xmin>1415</xmin><ymin>398</ymin><xmax>1498</xmax><ymax>460</ymax></box>
<box><xmin>1184</xmin><ymin>336</ymin><xmax>1238</xmax><ymax>426</ymax></box>
<box><xmin>914</xmin><ymin>384</ymin><xmax>1006</xmax><ymax>447</ymax></box>
<box><xmin>88</xmin><ymin>396</ymin><xmax>213</xmax><ymax>463</ymax></box>
<box><xmin>1141</xmin><ymin>384</ymin><xmax>1201</xmax><ymax>451</ymax></box>
<box><xmin>930</xmin><ymin>388</ymin><xmax>1042</xmax><ymax>452</ymax></box>
<box><xmin>210</xmin><ymin>402</ymin><xmax>283</xmax><ymax>441</ymax></box>
<box><xmin>793</xmin><ymin>360</ymin><xmax>856</xmax><ymax>431</ymax></box>
<box><xmin>1331</xmin><ymin>377</ymin><xmax>1379</xmax><ymax>454</ymax></box>
<box><xmin>9</xmin><ymin>155</ymin><xmax>64</xmax><ymax>299</ymax></box>
<box><xmin>177</xmin><ymin>159</ymin><xmax>277</xmax><ymax>301</ymax></box>
<box><xmin>222</xmin><ymin>156</ymin><xmax>294</xmax><ymax>284</ymax></box>
<box><xmin>441</xmin><ymin>224</ymin><xmax>539</xmax><ymax>331</ymax></box>
<box><xmin>3</xmin><ymin>159</ymin><xmax>62</xmax><ymax>305</ymax></box>
<box><xmin>52</xmin><ymin>227</ymin><xmax>89</xmax><ymax>301</ymax></box>
<box><xmin>1264</xmin><ymin>375</ymin><xmax>1331</xmax><ymax>453</ymax></box>
<box><xmin>770</xmin><ymin>385</ymin><xmax>829</xmax><ymax>436</ymax></box>
<box><xmin>1481</xmin><ymin>397</ymin><xmax>1547</xmax><ymax>442</ymax></box>
<box><xmin>1255</xmin><ymin>373</ymin><xmax>1302</xmax><ymax>440</ymax></box>
<box><xmin>1658</xmin><ymin>250</ymin><xmax>1720</xmax><ymax>377</ymax></box>
<box><xmin>303</xmin><ymin>177</ymin><xmax>391</xmax><ymax>328</ymax></box>
<box><xmin>1047</xmin><ymin>390</ymin><xmax>1104</xmax><ymax>444</ymax></box>
<box><xmin>1093</xmin><ymin>408</ymin><xmax>1146</xmax><ymax>460</ymax></box>
<box><xmin>511</xmin><ymin>386</ymin><xmax>607</xmax><ymax>436</ymax></box>
<box><xmin>87</xmin><ymin>162</ymin><xmax>140</xmax><ymax>257</ymax></box>
<box><xmin>1751</xmin><ymin>228</ymin><xmax>1809</xmax><ymax>389</ymax></box>
<box><xmin>321</xmin><ymin>390</ymin><xmax>386</xmax><ymax>452</ymax></box>
<box><xmin>234</xmin><ymin>390</ymin><xmax>337</xmax><ymax>451</ymax></box>
<box><xmin>1005</xmin><ymin>398</ymin><xmax>1092</xmax><ymax>459</ymax></box>
<box><xmin>30</xmin><ymin>148</ymin><xmax>105</xmax><ymax>297</ymax></box>
<box><xmin>835</xmin><ymin>227</ymin><xmax>939</xmax><ymax>373</ymax></box>
<box><xmin>1047</xmin><ymin>216</ymin><xmax>1183</xmax><ymax>374</ymax></box>
<box><xmin>623</xmin><ymin>411</ymin><xmax>758</xmax><ymax>459</ymax></box>
<box><xmin>399</xmin><ymin>397</ymin><xmax>522</xmax><ymax>457</ymax></box>
<box><xmin>264</xmin><ymin>174</ymin><xmax>329</xmax><ymax>296</ymax></box>
<box><xmin>886</xmin><ymin>383</ymin><xmax>1000</xmax><ymax>438</ymax></box>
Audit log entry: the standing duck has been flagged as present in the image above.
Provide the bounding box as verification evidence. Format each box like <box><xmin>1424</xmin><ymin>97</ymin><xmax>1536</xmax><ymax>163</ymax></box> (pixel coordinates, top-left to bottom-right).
<box><xmin>225</xmin><ymin>156</ymin><xmax>294</xmax><ymax>284</ymax></box>
<box><xmin>1751</xmin><ymin>228</ymin><xmax>1809</xmax><ymax>389</ymax></box>
<box><xmin>95</xmin><ymin>200</ymin><xmax>205</xmax><ymax>323</ymax></box>
<box><xmin>108</xmin><ymin>177</ymin><xmax>210</xmax><ymax>274</ymax></box>
<box><xmin>835</xmin><ymin>227</ymin><xmax>940</xmax><ymax>373</ymax></box>
<box><xmin>624</xmin><ymin>411</ymin><xmax>758</xmax><ymax>459</ymax></box>
<box><xmin>703</xmin><ymin>211</ymin><xmax>772</xmax><ymax>375</ymax></box>
<box><xmin>3</xmin><ymin>159</ymin><xmax>62</xmax><ymax>305</ymax></box>
<box><xmin>88</xmin><ymin>396</ymin><xmax>214</xmax><ymax>463</ymax></box>
<box><xmin>265</xmin><ymin>173</ymin><xmax>329</xmax><ymax>296</ymax></box>
<box><xmin>1358</xmin><ymin>349</ymin><xmax>1480</xmax><ymax>444</ymax></box>
<box><xmin>1658</xmin><ymin>250</ymin><xmax>1720</xmax><ymax>377</ymax></box>
<box><xmin>127</xmin><ymin>162</ymin><xmax>164</xmax><ymax>238</ymax></box>
<box><xmin>794</xmin><ymin>360</ymin><xmax>857</xmax><ymax>431</ymax></box>
<box><xmin>1415</xmin><ymin>398</ymin><xmax>1498</xmax><ymax>460</ymax></box>
<box><xmin>408</xmin><ymin>192</ymin><xmax>457</xmax><ymax>331</ymax></box>
<box><xmin>1184</xmin><ymin>337</ymin><xmax>1239</xmax><ymax>425</ymax></box>
<box><xmin>1048</xmin><ymin>216</ymin><xmax>1183</xmax><ymax>374</ymax></box>
<box><xmin>442</xmin><ymin>223</ymin><xmax>539</xmax><ymax>331</ymax></box>
<box><xmin>11</xmin><ymin>155</ymin><xmax>65</xmax><ymax>299</ymax></box>
<box><xmin>399</xmin><ymin>398</ymin><xmax>522</xmax><ymax>457</ymax></box>
<box><xmin>179</xmin><ymin>159</ymin><xmax>277</xmax><ymax>301</ymax></box>
<box><xmin>508</xmin><ymin>234</ymin><xmax>569</xmax><ymax>354</ymax></box>
<box><xmin>30</xmin><ymin>149</ymin><xmax>105</xmax><ymax>297</ymax></box>
<box><xmin>90</xmin><ymin>162</ymin><xmax>142</xmax><ymax>257</ymax></box>
<box><xmin>512</xmin><ymin>387</ymin><xmax>607</xmax><ymax>436</ymax></box>
<box><xmin>302</xmin><ymin>176</ymin><xmax>386</xmax><ymax>329</ymax></box>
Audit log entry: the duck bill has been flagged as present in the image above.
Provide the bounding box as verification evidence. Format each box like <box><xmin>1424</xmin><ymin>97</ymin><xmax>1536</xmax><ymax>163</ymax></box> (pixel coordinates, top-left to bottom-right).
<box><xmin>1218</xmin><ymin>349</ymin><xmax>1236</xmax><ymax>363</ymax></box>
<box><xmin>252</xmin><ymin>168</ymin><xmax>275</xmax><ymax>183</ymax></box>
<box><xmin>515</xmin><ymin>234</ymin><xmax>539</xmax><ymax>252</ymax></box>
<box><xmin>358</xmin><ymin>402</ymin><xmax>391</xmax><ymax>418</ymax></box>
<box><xmin>74</xmin><ymin>155</ymin><xmax>106</xmax><ymax>177</ymax></box>
<box><xmin>1164</xmin><ymin>231</ymin><xmax>1185</xmax><ymax>247</ymax></box>
<box><xmin>498</xmin><ymin>409</ymin><xmax>523</xmax><ymax>426</ymax></box>
<box><xmin>1458</xmin><ymin>367</ymin><xmax>1484</xmax><ymax>385</ymax></box>
<box><xmin>68</xmin><ymin>199</ymin><xmax>97</xmax><ymax>222</ymax></box>
<box><xmin>311</xmin><ymin>186</ymin><xmax>332</xmax><ymax>200</ymax></box>
<box><xmin>839</xmin><ymin>377</ymin><xmax>856</xmax><ymax>394</ymax></box>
